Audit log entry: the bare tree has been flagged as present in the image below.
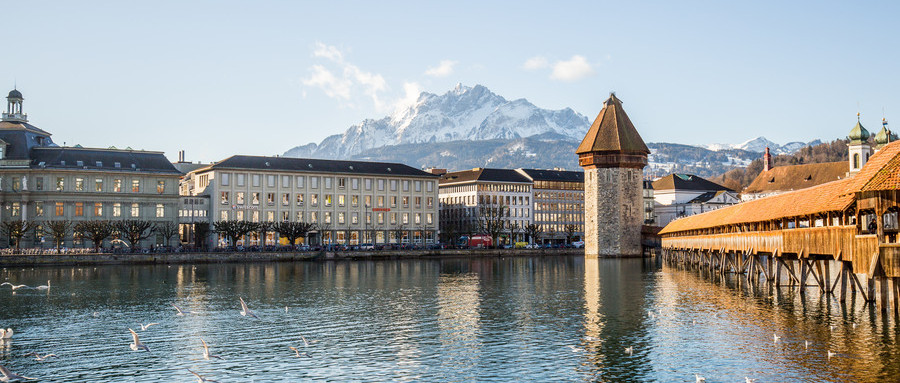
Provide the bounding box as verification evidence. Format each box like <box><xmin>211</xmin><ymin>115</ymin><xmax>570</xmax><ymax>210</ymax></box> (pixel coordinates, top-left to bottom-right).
<box><xmin>564</xmin><ymin>224</ymin><xmax>577</xmax><ymax>245</ymax></box>
<box><xmin>506</xmin><ymin>221</ymin><xmax>521</xmax><ymax>246</ymax></box>
<box><xmin>114</xmin><ymin>220</ymin><xmax>156</xmax><ymax>250</ymax></box>
<box><xmin>257</xmin><ymin>221</ymin><xmax>275</xmax><ymax>248</ymax></box>
<box><xmin>2</xmin><ymin>220</ymin><xmax>34</xmax><ymax>251</ymax></box>
<box><xmin>391</xmin><ymin>224</ymin><xmax>406</xmax><ymax>245</ymax></box>
<box><xmin>193</xmin><ymin>222</ymin><xmax>211</xmax><ymax>250</ymax></box>
<box><xmin>213</xmin><ymin>220</ymin><xmax>258</xmax><ymax>247</ymax></box>
<box><xmin>155</xmin><ymin>221</ymin><xmax>179</xmax><ymax>247</ymax></box>
<box><xmin>477</xmin><ymin>203</ymin><xmax>508</xmax><ymax>248</ymax></box>
<box><xmin>74</xmin><ymin>220</ymin><xmax>114</xmax><ymax>252</ymax></box>
<box><xmin>45</xmin><ymin>220</ymin><xmax>71</xmax><ymax>253</ymax></box>
<box><xmin>524</xmin><ymin>223</ymin><xmax>543</xmax><ymax>245</ymax></box>
<box><xmin>273</xmin><ymin>221</ymin><xmax>316</xmax><ymax>248</ymax></box>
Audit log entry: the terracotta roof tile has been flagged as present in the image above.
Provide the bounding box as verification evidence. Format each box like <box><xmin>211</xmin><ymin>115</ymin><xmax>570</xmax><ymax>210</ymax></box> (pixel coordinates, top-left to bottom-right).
<box><xmin>576</xmin><ymin>93</ymin><xmax>650</xmax><ymax>155</ymax></box>
<box><xmin>742</xmin><ymin>162</ymin><xmax>847</xmax><ymax>195</ymax></box>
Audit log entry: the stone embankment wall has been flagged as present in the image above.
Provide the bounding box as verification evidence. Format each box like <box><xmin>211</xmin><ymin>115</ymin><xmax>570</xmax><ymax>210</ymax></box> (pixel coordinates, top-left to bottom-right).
<box><xmin>0</xmin><ymin>249</ymin><xmax>584</xmax><ymax>267</ymax></box>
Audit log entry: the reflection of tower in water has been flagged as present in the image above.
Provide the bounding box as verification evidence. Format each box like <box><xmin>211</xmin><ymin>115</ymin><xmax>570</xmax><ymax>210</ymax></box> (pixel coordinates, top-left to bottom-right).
<box><xmin>582</xmin><ymin>257</ymin><xmax>606</xmax><ymax>368</ymax></box>
<box><xmin>437</xmin><ymin>273</ymin><xmax>482</xmax><ymax>376</ymax></box>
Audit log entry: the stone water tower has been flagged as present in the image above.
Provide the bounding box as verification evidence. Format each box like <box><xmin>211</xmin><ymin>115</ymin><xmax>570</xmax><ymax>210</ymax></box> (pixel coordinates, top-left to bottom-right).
<box><xmin>576</xmin><ymin>93</ymin><xmax>649</xmax><ymax>257</ymax></box>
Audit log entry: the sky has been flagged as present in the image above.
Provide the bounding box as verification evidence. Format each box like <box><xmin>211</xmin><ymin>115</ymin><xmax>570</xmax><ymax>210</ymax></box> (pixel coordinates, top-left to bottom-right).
<box><xmin>2</xmin><ymin>1</ymin><xmax>899</xmax><ymax>162</ymax></box>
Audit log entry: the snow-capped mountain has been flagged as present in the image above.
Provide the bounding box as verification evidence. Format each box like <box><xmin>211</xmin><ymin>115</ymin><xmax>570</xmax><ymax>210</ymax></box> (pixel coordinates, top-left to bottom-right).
<box><xmin>284</xmin><ymin>84</ymin><xmax>590</xmax><ymax>159</ymax></box>
<box><xmin>701</xmin><ymin>136</ymin><xmax>822</xmax><ymax>154</ymax></box>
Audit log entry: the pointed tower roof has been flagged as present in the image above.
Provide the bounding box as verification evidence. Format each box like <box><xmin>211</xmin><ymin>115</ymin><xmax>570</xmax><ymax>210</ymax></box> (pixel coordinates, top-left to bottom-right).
<box><xmin>576</xmin><ymin>93</ymin><xmax>650</xmax><ymax>155</ymax></box>
<box><xmin>848</xmin><ymin>113</ymin><xmax>870</xmax><ymax>144</ymax></box>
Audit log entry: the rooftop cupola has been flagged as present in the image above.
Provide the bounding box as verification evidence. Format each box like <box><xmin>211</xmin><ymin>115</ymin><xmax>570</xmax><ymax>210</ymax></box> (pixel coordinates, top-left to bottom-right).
<box><xmin>848</xmin><ymin>113</ymin><xmax>869</xmax><ymax>143</ymax></box>
<box><xmin>874</xmin><ymin>117</ymin><xmax>892</xmax><ymax>148</ymax></box>
<box><xmin>2</xmin><ymin>88</ymin><xmax>27</xmax><ymax>122</ymax></box>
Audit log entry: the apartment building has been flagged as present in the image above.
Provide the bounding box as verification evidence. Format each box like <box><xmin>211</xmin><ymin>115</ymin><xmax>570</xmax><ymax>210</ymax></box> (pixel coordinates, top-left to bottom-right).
<box><xmin>182</xmin><ymin>155</ymin><xmax>440</xmax><ymax>247</ymax></box>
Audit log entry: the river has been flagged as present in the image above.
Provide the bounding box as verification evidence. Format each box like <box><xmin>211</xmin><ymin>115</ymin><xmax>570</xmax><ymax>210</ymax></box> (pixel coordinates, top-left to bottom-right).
<box><xmin>1</xmin><ymin>256</ymin><xmax>897</xmax><ymax>382</ymax></box>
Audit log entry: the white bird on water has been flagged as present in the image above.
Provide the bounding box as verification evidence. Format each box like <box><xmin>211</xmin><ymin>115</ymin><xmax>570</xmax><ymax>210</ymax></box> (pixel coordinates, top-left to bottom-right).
<box><xmin>695</xmin><ymin>373</ymin><xmax>706</xmax><ymax>382</ymax></box>
<box><xmin>624</xmin><ymin>346</ymin><xmax>633</xmax><ymax>356</ymax></box>
<box><xmin>0</xmin><ymin>282</ymin><xmax>30</xmax><ymax>291</ymax></box>
<box><xmin>239</xmin><ymin>297</ymin><xmax>258</xmax><ymax>318</ymax></box>
<box><xmin>200</xmin><ymin>338</ymin><xmax>221</xmax><ymax>360</ymax></box>
<box><xmin>34</xmin><ymin>281</ymin><xmax>50</xmax><ymax>291</ymax></box>
<box><xmin>0</xmin><ymin>364</ymin><xmax>33</xmax><ymax>381</ymax></box>
<box><xmin>827</xmin><ymin>350</ymin><xmax>836</xmax><ymax>359</ymax></box>
<box><xmin>172</xmin><ymin>303</ymin><xmax>192</xmax><ymax>316</ymax></box>
<box><xmin>128</xmin><ymin>329</ymin><xmax>150</xmax><ymax>352</ymax></box>
<box><xmin>139</xmin><ymin>323</ymin><xmax>158</xmax><ymax>331</ymax></box>
<box><xmin>25</xmin><ymin>352</ymin><xmax>56</xmax><ymax>361</ymax></box>
<box><xmin>745</xmin><ymin>378</ymin><xmax>757</xmax><ymax>383</ymax></box>
<box><xmin>0</xmin><ymin>329</ymin><xmax>12</xmax><ymax>339</ymax></box>
<box><xmin>805</xmin><ymin>340</ymin><xmax>810</xmax><ymax>350</ymax></box>
<box><xmin>188</xmin><ymin>369</ymin><xmax>218</xmax><ymax>383</ymax></box>
<box><xmin>773</xmin><ymin>332</ymin><xmax>781</xmax><ymax>343</ymax></box>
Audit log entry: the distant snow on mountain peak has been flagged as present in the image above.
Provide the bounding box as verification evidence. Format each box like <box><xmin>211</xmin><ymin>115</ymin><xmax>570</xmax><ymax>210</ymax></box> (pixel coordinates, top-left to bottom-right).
<box><xmin>699</xmin><ymin>136</ymin><xmax>821</xmax><ymax>155</ymax></box>
<box><xmin>284</xmin><ymin>84</ymin><xmax>590</xmax><ymax>159</ymax></box>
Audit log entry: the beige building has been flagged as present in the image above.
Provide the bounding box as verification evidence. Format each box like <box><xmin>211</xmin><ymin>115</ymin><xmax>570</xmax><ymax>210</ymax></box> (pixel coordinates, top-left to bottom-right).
<box><xmin>182</xmin><ymin>155</ymin><xmax>440</xmax><ymax>247</ymax></box>
<box><xmin>438</xmin><ymin>168</ymin><xmax>533</xmax><ymax>243</ymax></box>
<box><xmin>515</xmin><ymin>168</ymin><xmax>585</xmax><ymax>243</ymax></box>
<box><xmin>0</xmin><ymin>89</ymin><xmax>182</xmax><ymax>249</ymax></box>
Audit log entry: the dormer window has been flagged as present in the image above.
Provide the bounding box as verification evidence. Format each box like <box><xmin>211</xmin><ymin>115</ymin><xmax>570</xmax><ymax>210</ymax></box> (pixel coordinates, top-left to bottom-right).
<box><xmin>76</xmin><ymin>160</ymin><xmax>84</xmax><ymax>167</ymax></box>
<box><xmin>114</xmin><ymin>162</ymin><xmax>121</xmax><ymax>168</ymax></box>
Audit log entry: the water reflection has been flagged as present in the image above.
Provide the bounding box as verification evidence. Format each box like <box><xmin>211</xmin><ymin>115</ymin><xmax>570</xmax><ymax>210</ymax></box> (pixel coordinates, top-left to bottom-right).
<box><xmin>0</xmin><ymin>257</ymin><xmax>897</xmax><ymax>382</ymax></box>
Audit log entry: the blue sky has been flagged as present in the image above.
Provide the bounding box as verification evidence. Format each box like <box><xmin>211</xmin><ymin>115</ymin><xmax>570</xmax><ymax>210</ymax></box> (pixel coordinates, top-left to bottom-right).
<box><xmin>2</xmin><ymin>1</ymin><xmax>898</xmax><ymax>162</ymax></box>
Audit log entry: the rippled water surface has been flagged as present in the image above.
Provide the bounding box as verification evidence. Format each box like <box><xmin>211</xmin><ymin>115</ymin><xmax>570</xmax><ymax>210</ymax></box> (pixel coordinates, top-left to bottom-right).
<box><xmin>1</xmin><ymin>256</ymin><xmax>898</xmax><ymax>382</ymax></box>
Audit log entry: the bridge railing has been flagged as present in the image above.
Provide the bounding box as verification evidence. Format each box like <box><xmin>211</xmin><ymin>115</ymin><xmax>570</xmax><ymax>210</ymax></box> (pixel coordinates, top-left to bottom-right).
<box><xmin>662</xmin><ymin>225</ymin><xmax>858</xmax><ymax>258</ymax></box>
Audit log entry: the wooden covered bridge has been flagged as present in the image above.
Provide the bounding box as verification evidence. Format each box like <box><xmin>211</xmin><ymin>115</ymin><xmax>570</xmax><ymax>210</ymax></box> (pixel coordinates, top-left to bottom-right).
<box><xmin>660</xmin><ymin>141</ymin><xmax>900</xmax><ymax>314</ymax></box>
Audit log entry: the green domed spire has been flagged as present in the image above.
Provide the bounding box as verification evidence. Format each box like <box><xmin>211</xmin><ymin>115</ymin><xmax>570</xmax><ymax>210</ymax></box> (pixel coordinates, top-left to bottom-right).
<box><xmin>849</xmin><ymin>113</ymin><xmax>870</xmax><ymax>143</ymax></box>
<box><xmin>874</xmin><ymin>118</ymin><xmax>892</xmax><ymax>146</ymax></box>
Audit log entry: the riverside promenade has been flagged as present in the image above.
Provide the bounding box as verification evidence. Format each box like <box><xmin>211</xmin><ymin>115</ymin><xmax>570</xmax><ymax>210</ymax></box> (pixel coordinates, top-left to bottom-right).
<box><xmin>0</xmin><ymin>248</ymin><xmax>583</xmax><ymax>267</ymax></box>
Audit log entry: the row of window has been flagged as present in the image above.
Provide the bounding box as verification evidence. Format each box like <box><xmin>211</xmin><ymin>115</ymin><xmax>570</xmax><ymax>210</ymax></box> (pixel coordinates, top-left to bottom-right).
<box><xmin>533</xmin><ymin>181</ymin><xmax>583</xmax><ymax>191</ymax></box>
<box><xmin>220</xmin><ymin>192</ymin><xmax>434</xmax><ymax>209</ymax></box>
<box><xmin>9</xmin><ymin>201</ymin><xmax>166</xmax><ymax>218</ymax></box>
<box><xmin>219</xmin><ymin>209</ymin><xmax>434</xmax><ymax>226</ymax></box>
<box><xmin>7</xmin><ymin>176</ymin><xmax>168</xmax><ymax>194</ymax></box>
<box><xmin>439</xmin><ymin>206</ymin><xmax>531</xmax><ymax>218</ymax></box>
<box><xmin>217</xmin><ymin>173</ymin><xmax>435</xmax><ymax>193</ymax></box>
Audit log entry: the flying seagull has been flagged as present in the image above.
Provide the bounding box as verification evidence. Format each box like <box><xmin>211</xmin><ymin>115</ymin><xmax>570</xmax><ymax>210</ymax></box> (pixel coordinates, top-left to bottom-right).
<box><xmin>0</xmin><ymin>364</ymin><xmax>33</xmax><ymax>381</ymax></box>
<box><xmin>128</xmin><ymin>329</ymin><xmax>150</xmax><ymax>352</ymax></box>
<box><xmin>25</xmin><ymin>352</ymin><xmax>56</xmax><ymax>362</ymax></box>
<box><xmin>172</xmin><ymin>303</ymin><xmax>192</xmax><ymax>316</ymax></box>
<box><xmin>239</xmin><ymin>297</ymin><xmax>258</xmax><ymax>318</ymax></box>
<box><xmin>200</xmin><ymin>338</ymin><xmax>221</xmax><ymax>360</ymax></box>
<box><xmin>0</xmin><ymin>283</ymin><xmax>30</xmax><ymax>291</ymax></box>
<box><xmin>290</xmin><ymin>346</ymin><xmax>311</xmax><ymax>359</ymax></box>
<box><xmin>188</xmin><ymin>369</ymin><xmax>218</xmax><ymax>383</ymax></box>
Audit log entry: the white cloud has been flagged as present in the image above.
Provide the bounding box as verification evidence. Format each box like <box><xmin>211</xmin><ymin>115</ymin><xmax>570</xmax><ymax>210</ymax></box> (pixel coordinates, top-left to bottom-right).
<box><xmin>302</xmin><ymin>42</ymin><xmax>390</xmax><ymax>111</ymax></box>
<box><xmin>522</xmin><ymin>56</ymin><xmax>549</xmax><ymax>70</ymax></box>
<box><xmin>550</xmin><ymin>55</ymin><xmax>595</xmax><ymax>82</ymax></box>
<box><xmin>393</xmin><ymin>82</ymin><xmax>421</xmax><ymax>113</ymax></box>
<box><xmin>424</xmin><ymin>60</ymin><xmax>457</xmax><ymax>77</ymax></box>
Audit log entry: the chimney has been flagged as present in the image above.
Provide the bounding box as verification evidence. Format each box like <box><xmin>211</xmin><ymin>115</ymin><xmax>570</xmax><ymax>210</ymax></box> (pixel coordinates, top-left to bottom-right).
<box><xmin>763</xmin><ymin>147</ymin><xmax>772</xmax><ymax>172</ymax></box>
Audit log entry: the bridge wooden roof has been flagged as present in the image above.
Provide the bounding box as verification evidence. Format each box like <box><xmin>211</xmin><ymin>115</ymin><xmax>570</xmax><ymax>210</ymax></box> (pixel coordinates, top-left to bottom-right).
<box><xmin>660</xmin><ymin>141</ymin><xmax>900</xmax><ymax>235</ymax></box>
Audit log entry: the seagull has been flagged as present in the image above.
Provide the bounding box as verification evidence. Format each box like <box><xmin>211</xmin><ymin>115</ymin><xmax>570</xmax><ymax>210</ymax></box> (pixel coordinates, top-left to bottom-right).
<box><xmin>624</xmin><ymin>346</ymin><xmax>633</xmax><ymax>355</ymax></box>
<box><xmin>188</xmin><ymin>369</ymin><xmax>218</xmax><ymax>383</ymax></box>
<box><xmin>139</xmin><ymin>323</ymin><xmax>158</xmax><ymax>331</ymax></box>
<box><xmin>289</xmin><ymin>346</ymin><xmax>311</xmax><ymax>358</ymax></box>
<box><xmin>285</xmin><ymin>306</ymin><xmax>289</xmax><ymax>313</ymax></box>
<box><xmin>0</xmin><ymin>283</ymin><xmax>30</xmax><ymax>291</ymax></box>
<box><xmin>0</xmin><ymin>364</ymin><xmax>33</xmax><ymax>381</ymax></box>
<box><xmin>172</xmin><ymin>303</ymin><xmax>192</xmax><ymax>316</ymax></box>
<box><xmin>804</xmin><ymin>340</ymin><xmax>810</xmax><ymax>350</ymax></box>
<box><xmin>695</xmin><ymin>373</ymin><xmax>706</xmax><ymax>382</ymax></box>
<box><xmin>0</xmin><ymin>329</ymin><xmax>12</xmax><ymax>339</ymax></box>
<box><xmin>745</xmin><ymin>378</ymin><xmax>757</xmax><ymax>383</ymax></box>
<box><xmin>827</xmin><ymin>350</ymin><xmax>836</xmax><ymax>359</ymax></box>
<box><xmin>773</xmin><ymin>332</ymin><xmax>781</xmax><ymax>343</ymax></box>
<box><xmin>200</xmin><ymin>338</ymin><xmax>221</xmax><ymax>360</ymax></box>
<box><xmin>239</xmin><ymin>297</ymin><xmax>258</xmax><ymax>318</ymax></box>
<box><xmin>128</xmin><ymin>329</ymin><xmax>150</xmax><ymax>352</ymax></box>
<box><xmin>25</xmin><ymin>352</ymin><xmax>56</xmax><ymax>361</ymax></box>
<box><xmin>34</xmin><ymin>281</ymin><xmax>50</xmax><ymax>291</ymax></box>
<box><xmin>300</xmin><ymin>334</ymin><xmax>310</xmax><ymax>347</ymax></box>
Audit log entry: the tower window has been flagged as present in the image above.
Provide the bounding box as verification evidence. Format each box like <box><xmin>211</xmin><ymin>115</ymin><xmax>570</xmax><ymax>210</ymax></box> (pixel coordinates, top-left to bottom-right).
<box><xmin>853</xmin><ymin>153</ymin><xmax>860</xmax><ymax>169</ymax></box>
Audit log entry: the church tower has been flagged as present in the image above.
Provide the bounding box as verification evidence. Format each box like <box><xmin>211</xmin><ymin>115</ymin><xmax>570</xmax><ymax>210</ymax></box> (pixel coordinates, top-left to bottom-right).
<box><xmin>576</xmin><ymin>93</ymin><xmax>650</xmax><ymax>257</ymax></box>
<box><xmin>848</xmin><ymin>113</ymin><xmax>871</xmax><ymax>175</ymax></box>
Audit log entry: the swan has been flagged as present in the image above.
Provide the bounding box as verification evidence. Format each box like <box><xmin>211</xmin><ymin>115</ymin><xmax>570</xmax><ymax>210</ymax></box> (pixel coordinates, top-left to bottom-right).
<box><xmin>695</xmin><ymin>373</ymin><xmax>706</xmax><ymax>382</ymax></box>
<box><xmin>200</xmin><ymin>338</ymin><xmax>221</xmax><ymax>360</ymax></box>
<box><xmin>0</xmin><ymin>329</ymin><xmax>12</xmax><ymax>339</ymax></box>
<box><xmin>128</xmin><ymin>329</ymin><xmax>150</xmax><ymax>352</ymax></box>
<box><xmin>239</xmin><ymin>297</ymin><xmax>258</xmax><ymax>318</ymax></box>
<box><xmin>624</xmin><ymin>346</ymin><xmax>633</xmax><ymax>355</ymax></box>
<box><xmin>34</xmin><ymin>281</ymin><xmax>50</xmax><ymax>291</ymax></box>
